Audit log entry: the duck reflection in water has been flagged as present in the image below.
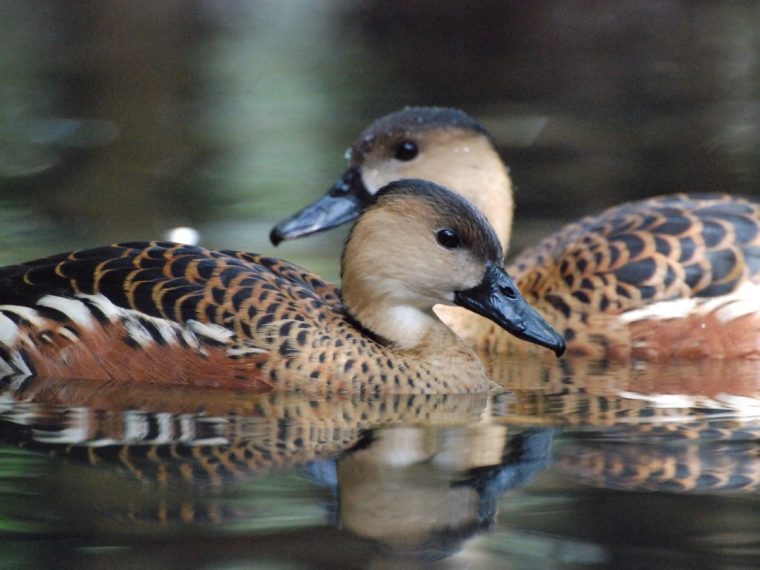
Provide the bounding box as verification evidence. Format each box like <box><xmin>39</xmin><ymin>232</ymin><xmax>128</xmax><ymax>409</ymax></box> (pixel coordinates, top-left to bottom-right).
<box><xmin>0</xmin><ymin>376</ymin><xmax>553</xmax><ymax>560</ymax></box>
<box><xmin>3</xmin><ymin>369</ymin><xmax>760</xmax><ymax>563</ymax></box>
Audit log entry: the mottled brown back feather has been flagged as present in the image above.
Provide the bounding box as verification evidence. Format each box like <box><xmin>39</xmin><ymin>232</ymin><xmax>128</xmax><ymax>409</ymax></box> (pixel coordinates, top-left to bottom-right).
<box><xmin>504</xmin><ymin>193</ymin><xmax>760</xmax><ymax>358</ymax></box>
<box><xmin>0</xmin><ymin>239</ymin><xmax>490</xmax><ymax>392</ymax></box>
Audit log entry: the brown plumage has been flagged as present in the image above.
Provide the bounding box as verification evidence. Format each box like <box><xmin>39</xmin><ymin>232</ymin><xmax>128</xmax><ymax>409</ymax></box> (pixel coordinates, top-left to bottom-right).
<box><xmin>272</xmin><ymin>107</ymin><xmax>760</xmax><ymax>360</ymax></box>
<box><xmin>497</xmin><ymin>193</ymin><xmax>760</xmax><ymax>358</ymax></box>
<box><xmin>4</xmin><ymin>370</ymin><xmax>760</xmax><ymax>502</ymax></box>
<box><xmin>0</xmin><ymin>180</ymin><xmax>564</xmax><ymax>393</ymax></box>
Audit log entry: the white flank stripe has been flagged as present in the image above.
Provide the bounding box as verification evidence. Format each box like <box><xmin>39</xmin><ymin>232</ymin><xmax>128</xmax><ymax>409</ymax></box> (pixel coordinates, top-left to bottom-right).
<box><xmin>619</xmin><ymin>282</ymin><xmax>760</xmax><ymax>324</ymax></box>
<box><xmin>0</xmin><ymin>393</ymin><xmax>17</xmax><ymax>414</ymax></box>
<box><xmin>10</xmin><ymin>353</ymin><xmax>32</xmax><ymax>376</ymax></box>
<box><xmin>78</xmin><ymin>293</ymin><xmax>184</xmax><ymax>346</ymax></box>
<box><xmin>79</xmin><ymin>293</ymin><xmax>121</xmax><ymax>321</ymax></box>
<box><xmin>714</xmin><ymin>283</ymin><xmax>760</xmax><ymax>323</ymax></box>
<box><xmin>32</xmin><ymin>407</ymin><xmax>90</xmax><ymax>443</ymax></box>
<box><xmin>187</xmin><ymin>320</ymin><xmax>234</xmax><ymax>344</ymax></box>
<box><xmin>0</xmin><ymin>306</ymin><xmax>45</xmax><ymax>327</ymax></box>
<box><xmin>37</xmin><ymin>295</ymin><xmax>94</xmax><ymax>329</ymax></box>
<box><xmin>188</xmin><ymin>437</ymin><xmax>230</xmax><ymax>446</ymax></box>
<box><xmin>179</xmin><ymin>415</ymin><xmax>196</xmax><ymax>441</ymax></box>
<box><xmin>57</xmin><ymin>328</ymin><xmax>79</xmax><ymax>342</ymax></box>
<box><xmin>78</xmin><ymin>438</ymin><xmax>122</xmax><ymax>447</ymax></box>
<box><xmin>180</xmin><ymin>328</ymin><xmax>203</xmax><ymax>350</ymax></box>
<box><xmin>617</xmin><ymin>390</ymin><xmax>760</xmax><ymax>416</ymax></box>
<box><xmin>122</xmin><ymin>411</ymin><xmax>177</xmax><ymax>444</ymax></box>
<box><xmin>619</xmin><ymin>298</ymin><xmax>697</xmax><ymax>323</ymax></box>
<box><xmin>617</xmin><ymin>390</ymin><xmax>701</xmax><ymax>408</ymax></box>
<box><xmin>0</xmin><ymin>359</ymin><xmax>15</xmax><ymax>377</ymax></box>
<box><xmin>122</xmin><ymin>319</ymin><xmax>153</xmax><ymax>348</ymax></box>
<box><xmin>153</xmin><ymin>319</ymin><xmax>181</xmax><ymax>345</ymax></box>
<box><xmin>123</xmin><ymin>410</ymin><xmax>149</xmax><ymax>441</ymax></box>
<box><xmin>712</xmin><ymin>393</ymin><xmax>760</xmax><ymax>415</ymax></box>
<box><xmin>226</xmin><ymin>346</ymin><xmax>267</xmax><ymax>357</ymax></box>
<box><xmin>0</xmin><ymin>312</ymin><xmax>20</xmax><ymax>348</ymax></box>
<box><xmin>153</xmin><ymin>412</ymin><xmax>174</xmax><ymax>444</ymax></box>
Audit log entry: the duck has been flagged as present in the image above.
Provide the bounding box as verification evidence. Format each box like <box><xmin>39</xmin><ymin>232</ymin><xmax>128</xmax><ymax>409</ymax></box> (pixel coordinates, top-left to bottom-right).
<box><xmin>271</xmin><ymin>107</ymin><xmax>760</xmax><ymax>360</ymax></box>
<box><xmin>0</xmin><ymin>180</ymin><xmax>565</xmax><ymax>393</ymax></box>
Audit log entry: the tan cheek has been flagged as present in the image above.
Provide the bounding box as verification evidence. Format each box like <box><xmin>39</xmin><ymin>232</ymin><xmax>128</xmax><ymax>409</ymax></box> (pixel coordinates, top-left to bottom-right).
<box><xmin>394</xmin><ymin>154</ymin><xmax>468</xmax><ymax>193</ymax></box>
<box><xmin>362</xmin><ymin>149</ymin><xmax>450</xmax><ymax>191</ymax></box>
<box><xmin>461</xmin><ymin>264</ymin><xmax>486</xmax><ymax>289</ymax></box>
<box><xmin>416</xmin><ymin>253</ymin><xmax>486</xmax><ymax>298</ymax></box>
<box><xmin>446</xmin><ymin>254</ymin><xmax>486</xmax><ymax>291</ymax></box>
<box><xmin>362</xmin><ymin>160</ymin><xmax>402</xmax><ymax>192</ymax></box>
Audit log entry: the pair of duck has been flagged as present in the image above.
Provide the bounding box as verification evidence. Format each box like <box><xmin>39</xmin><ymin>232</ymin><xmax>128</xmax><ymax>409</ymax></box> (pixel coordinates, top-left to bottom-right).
<box><xmin>1</xmin><ymin>107</ymin><xmax>759</xmax><ymax>393</ymax></box>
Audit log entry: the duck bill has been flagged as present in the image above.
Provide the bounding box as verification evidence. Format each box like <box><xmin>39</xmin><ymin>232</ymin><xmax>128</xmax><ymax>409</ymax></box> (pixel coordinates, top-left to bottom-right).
<box><xmin>270</xmin><ymin>167</ymin><xmax>372</xmax><ymax>245</ymax></box>
<box><xmin>454</xmin><ymin>264</ymin><xmax>566</xmax><ymax>357</ymax></box>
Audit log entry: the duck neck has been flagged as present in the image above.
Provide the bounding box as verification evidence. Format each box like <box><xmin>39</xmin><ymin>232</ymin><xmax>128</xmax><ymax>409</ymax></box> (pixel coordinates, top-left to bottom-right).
<box><xmin>461</xmin><ymin>151</ymin><xmax>514</xmax><ymax>255</ymax></box>
<box><xmin>424</xmin><ymin>137</ymin><xmax>513</xmax><ymax>254</ymax></box>
<box><xmin>345</xmin><ymin>294</ymin><xmax>444</xmax><ymax>351</ymax></box>
<box><xmin>346</xmin><ymin>295</ymin><xmax>482</xmax><ymax>373</ymax></box>
<box><xmin>488</xmin><ymin>165</ymin><xmax>514</xmax><ymax>254</ymax></box>
<box><xmin>340</xmin><ymin>275</ymin><xmax>489</xmax><ymax>392</ymax></box>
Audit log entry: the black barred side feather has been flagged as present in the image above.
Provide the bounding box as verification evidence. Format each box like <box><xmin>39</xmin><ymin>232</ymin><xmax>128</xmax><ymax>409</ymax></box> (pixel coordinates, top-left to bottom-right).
<box><xmin>0</xmin><ymin>238</ymin><xmax>493</xmax><ymax>392</ymax></box>
<box><xmin>502</xmin><ymin>193</ymin><xmax>760</xmax><ymax>358</ymax></box>
<box><xmin>0</xmin><ymin>242</ymin><xmax>346</xmax><ymax>332</ymax></box>
<box><xmin>510</xmin><ymin>193</ymin><xmax>760</xmax><ymax>312</ymax></box>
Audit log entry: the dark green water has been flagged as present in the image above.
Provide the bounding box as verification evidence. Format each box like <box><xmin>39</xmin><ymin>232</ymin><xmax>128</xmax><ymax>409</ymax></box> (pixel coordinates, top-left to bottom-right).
<box><xmin>1</xmin><ymin>359</ymin><xmax>760</xmax><ymax>569</ymax></box>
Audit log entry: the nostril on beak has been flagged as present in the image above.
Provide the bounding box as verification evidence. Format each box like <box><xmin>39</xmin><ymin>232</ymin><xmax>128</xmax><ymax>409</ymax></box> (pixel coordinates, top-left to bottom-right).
<box><xmin>330</xmin><ymin>181</ymin><xmax>350</xmax><ymax>196</ymax></box>
<box><xmin>501</xmin><ymin>285</ymin><xmax>517</xmax><ymax>299</ymax></box>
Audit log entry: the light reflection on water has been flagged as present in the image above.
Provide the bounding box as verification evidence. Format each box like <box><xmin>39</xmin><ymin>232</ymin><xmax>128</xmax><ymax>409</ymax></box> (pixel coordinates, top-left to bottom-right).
<box><xmin>1</xmin><ymin>358</ymin><xmax>760</xmax><ymax>569</ymax></box>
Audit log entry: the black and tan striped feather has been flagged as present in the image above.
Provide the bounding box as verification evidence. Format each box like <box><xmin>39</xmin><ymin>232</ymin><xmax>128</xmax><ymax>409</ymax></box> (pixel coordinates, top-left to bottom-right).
<box><xmin>0</xmin><ymin>241</ymin><xmax>484</xmax><ymax>393</ymax></box>
<box><xmin>502</xmin><ymin>193</ymin><xmax>760</xmax><ymax>357</ymax></box>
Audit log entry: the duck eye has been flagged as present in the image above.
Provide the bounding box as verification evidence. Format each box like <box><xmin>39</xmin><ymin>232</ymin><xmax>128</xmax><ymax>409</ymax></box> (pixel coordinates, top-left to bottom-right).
<box><xmin>393</xmin><ymin>141</ymin><xmax>418</xmax><ymax>161</ymax></box>
<box><xmin>436</xmin><ymin>228</ymin><xmax>461</xmax><ymax>249</ymax></box>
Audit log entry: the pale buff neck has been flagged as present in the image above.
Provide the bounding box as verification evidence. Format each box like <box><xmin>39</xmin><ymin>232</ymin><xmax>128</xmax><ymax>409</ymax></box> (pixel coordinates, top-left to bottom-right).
<box><xmin>340</xmin><ymin>270</ymin><xmax>491</xmax><ymax>392</ymax></box>
<box><xmin>342</xmin><ymin>285</ymin><xmax>448</xmax><ymax>351</ymax></box>
<box><xmin>340</xmin><ymin>200</ymin><xmax>486</xmax><ymax>352</ymax></box>
<box><xmin>455</xmin><ymin>147</ymin><xmax>514</xmax><ymax>255</ymax></box>
<box><xmin>340</xmin><ymin>264</ymin><xmax>474</xmax><ymax>352</ymax></box>
<box><xmin>428</xmin><ymin>142</ymin><xmax>514</xmax><ymax>334</ymax></box>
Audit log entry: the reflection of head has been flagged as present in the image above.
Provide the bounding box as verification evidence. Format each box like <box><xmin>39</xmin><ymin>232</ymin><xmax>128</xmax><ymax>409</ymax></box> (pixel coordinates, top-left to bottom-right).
<box><xmin>336</xmin><ymin>425</ymin><xmax>555</xmax><ymax>560</ymax></box>
<box><xmin>339</xmin><ymin>457</ymin><xmax>484</xmax><ymax>559</ymax></box>
<box><xmin>375</xmin><ymin>517</ymin><xmax>488</xmax><ymax>562</ymax></box>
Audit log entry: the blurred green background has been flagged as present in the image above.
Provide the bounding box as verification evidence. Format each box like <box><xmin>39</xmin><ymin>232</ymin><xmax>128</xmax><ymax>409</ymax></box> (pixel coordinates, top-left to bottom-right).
<box><xmin>1</xmin><ymin>0</ymin><xmax>759</xmax><ymax>282</ymax></box>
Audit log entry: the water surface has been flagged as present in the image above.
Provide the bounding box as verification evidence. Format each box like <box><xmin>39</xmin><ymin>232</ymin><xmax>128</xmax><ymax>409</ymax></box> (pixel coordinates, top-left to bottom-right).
<box><xmin>2</xmin><ymin>357</ymin><xmax>760</xmax><ymax>569</ymax></box>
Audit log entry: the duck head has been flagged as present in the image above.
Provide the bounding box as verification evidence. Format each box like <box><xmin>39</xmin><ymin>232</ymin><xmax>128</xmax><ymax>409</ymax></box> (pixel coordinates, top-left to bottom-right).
<box><xmin>341</xmin><ymin>179</ymin><xmax>564</xmax><ymax>356</ymax></box>
<box><xmin>271</xmin><ymin>107</ymin><xmax>513</xmax><ymax>250</ymax></box>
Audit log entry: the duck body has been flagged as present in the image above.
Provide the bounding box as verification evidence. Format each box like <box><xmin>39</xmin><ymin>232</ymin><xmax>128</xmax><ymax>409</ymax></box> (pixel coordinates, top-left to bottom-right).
<box><xmin>271</xmin><ymin>107</ymin><xmax>760</xmax><ymax>360</ymax></box>
<box><xmin>0</xmin><ymin>242</ymin><xmax>345</xmax><ymax>391</ymax></box>
<box><xmin>0</xmin><ymin>181</ymin><xmax>565</xmax><ymax>393</ymax></box>
<box><xmin>504</xmin><ymin>193</ymin><xmax>760</xmax><ymax>359</ymax></box>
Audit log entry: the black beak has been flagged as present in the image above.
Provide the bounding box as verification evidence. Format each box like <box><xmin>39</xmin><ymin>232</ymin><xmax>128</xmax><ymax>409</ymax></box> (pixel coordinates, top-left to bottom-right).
<box><xmin>454</xmin><ymin>264</ymin><xmax>566</xmax><ymax>357</ymax></box>
<box><xmin>270</xmin><ymin>167</ymin><xmax>372</xmax><ymax>245</ymax></box>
